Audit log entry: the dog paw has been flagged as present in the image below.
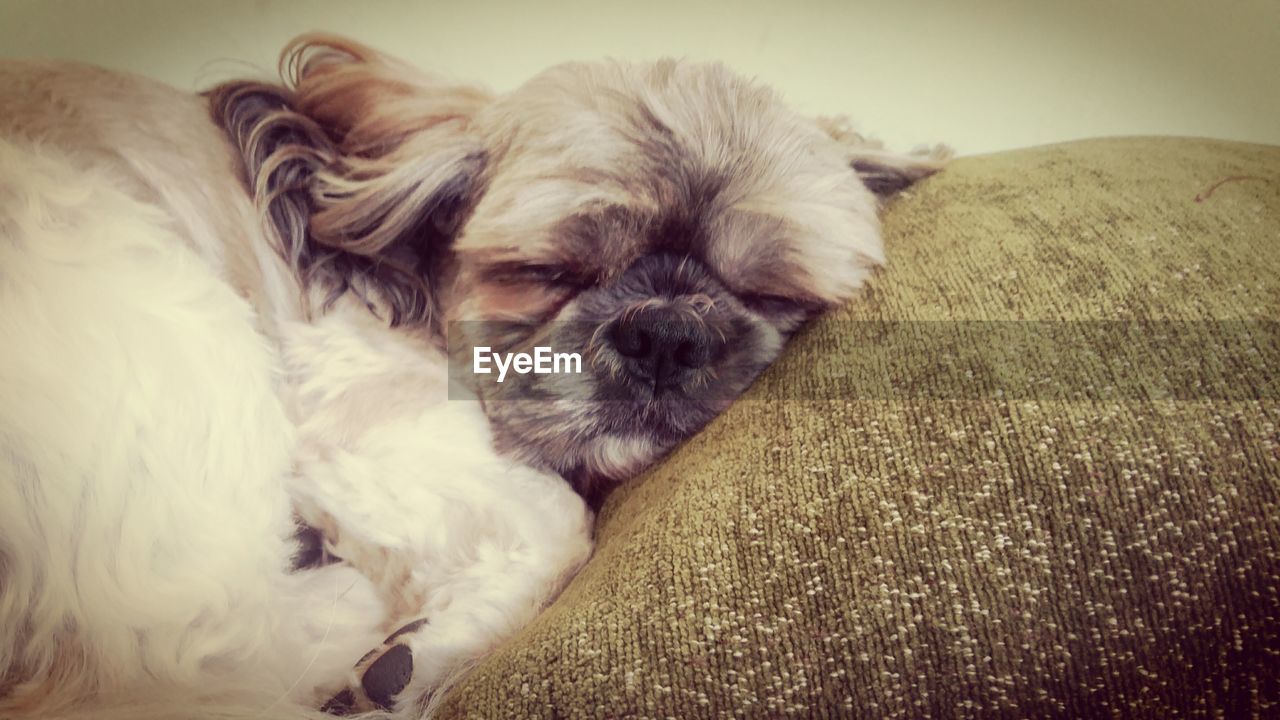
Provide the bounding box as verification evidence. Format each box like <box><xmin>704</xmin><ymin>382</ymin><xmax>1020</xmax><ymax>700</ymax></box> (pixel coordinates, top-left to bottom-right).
<box><xmin>321</xmin><ymin>618</ymin><xmax>429</xmax><ymax>715</ymax></box>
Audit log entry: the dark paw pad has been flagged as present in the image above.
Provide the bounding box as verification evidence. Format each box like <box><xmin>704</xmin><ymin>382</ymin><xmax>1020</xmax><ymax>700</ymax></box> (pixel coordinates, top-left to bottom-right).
<box><xmin>361</xmin><ymin>643</ymin><xmax>413</xmax><ymax>709</ymax></box>
<box><xmin>319</xmin><ymin>688</ymin><xmax>356</xmax><ymax>716</ymax></box>
<box><xmin>320</xmin><ymin>617</ymin><xmax>429</xmax><ymax>715</ymax></box>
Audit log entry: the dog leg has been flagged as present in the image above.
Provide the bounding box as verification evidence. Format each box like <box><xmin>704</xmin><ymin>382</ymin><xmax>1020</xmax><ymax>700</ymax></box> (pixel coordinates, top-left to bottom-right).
<box><xmin>318</xmin><ymin>518</ymin><xmax>592</xmax><ymax>718</ymax></box>
<box><xmin>289</xmin><ymin>402</ymin><xmax>594</xmax><ymax>716</ymax></box>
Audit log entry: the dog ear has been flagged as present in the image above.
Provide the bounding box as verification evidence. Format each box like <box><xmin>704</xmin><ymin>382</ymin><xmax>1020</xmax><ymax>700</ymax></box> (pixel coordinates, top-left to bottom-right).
<box><xmin>208</xmin><ymin>34</ymin><xmax>492</xmax><ymax>327</ymax></box>
<box><xmin>816</xmin><ymin>116</ymin><xmax>951</xmax><ymax>199</ymax></box>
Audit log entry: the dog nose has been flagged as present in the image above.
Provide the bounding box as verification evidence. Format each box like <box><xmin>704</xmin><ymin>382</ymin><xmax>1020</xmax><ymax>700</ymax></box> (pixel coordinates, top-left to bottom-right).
<box><xmin>611</xmin><ymin>307</ymin><xmax>714</xmax><ymax>390</ymax></box>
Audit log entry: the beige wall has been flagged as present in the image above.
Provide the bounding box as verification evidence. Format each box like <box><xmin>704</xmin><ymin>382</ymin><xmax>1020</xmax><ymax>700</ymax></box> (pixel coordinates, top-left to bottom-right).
<box><xmin>2</xmin><ymin>0</ymin><xmax>1277</xmax><ymax>155</ymax></box>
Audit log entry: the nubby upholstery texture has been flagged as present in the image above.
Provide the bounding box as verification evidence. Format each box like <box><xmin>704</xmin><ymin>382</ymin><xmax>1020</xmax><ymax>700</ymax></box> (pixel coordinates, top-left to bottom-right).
<box><xmin>438</xmin><ymin>138</ymin><xmax>1280</xmax><ymax>718</ymax></box>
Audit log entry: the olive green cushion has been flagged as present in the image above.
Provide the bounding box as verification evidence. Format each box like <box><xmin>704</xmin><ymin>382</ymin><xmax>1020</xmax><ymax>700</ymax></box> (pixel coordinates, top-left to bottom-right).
<box><xmin>439</xmin><ymin>138</ymin><xmax>1280</xmax><ymax>718</ymax></box>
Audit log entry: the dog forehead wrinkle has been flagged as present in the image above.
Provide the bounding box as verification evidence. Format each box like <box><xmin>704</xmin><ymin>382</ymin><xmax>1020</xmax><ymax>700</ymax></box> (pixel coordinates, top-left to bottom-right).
<box><xmin>701</xmin><ymin>209</ymin><xmax>805</xmax><ymax>291</ymax></box>
<box><xmin>460</xmin><ymin>172</ymin><xmax>645</xmax><ymax>264</ymax></box>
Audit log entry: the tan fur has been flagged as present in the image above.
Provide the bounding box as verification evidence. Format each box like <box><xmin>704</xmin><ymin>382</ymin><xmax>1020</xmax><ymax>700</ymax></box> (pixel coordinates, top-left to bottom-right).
<box><xmin>208</xmin><ymin>36</ymin><xmax>492</xmax><ymax>329</ymax></box>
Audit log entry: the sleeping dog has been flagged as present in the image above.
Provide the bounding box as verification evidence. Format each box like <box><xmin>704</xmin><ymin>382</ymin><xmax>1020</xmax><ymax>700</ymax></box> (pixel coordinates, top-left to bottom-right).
<box><xmin>0</xmin><ymin>34</ymin><xmax>944</xmax><ymax>719</ymax></box>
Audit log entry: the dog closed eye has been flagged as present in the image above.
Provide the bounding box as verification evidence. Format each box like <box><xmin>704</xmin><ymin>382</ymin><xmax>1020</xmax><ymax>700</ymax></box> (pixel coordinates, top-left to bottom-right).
<box><xmin>482</xmin><ymin>262</ymin><xmax>594</xmax><ymax>288</ymax></box>
<box><xmin>737</xmin><ymin>291</ymin><xmax>810</xmax><ymax>315</ymax></box>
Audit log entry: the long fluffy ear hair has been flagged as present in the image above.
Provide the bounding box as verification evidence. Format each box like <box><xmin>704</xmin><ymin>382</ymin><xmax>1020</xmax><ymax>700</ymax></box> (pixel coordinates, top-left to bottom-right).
<box><xmin>206</xmin><ymin>34</ymin><xmax>491</xmax><ymax>328</ymax></box>
<box><xmin>816</xmin><ymin>116</ymin><xmax>952</xmax><ymax>199</ymax></box>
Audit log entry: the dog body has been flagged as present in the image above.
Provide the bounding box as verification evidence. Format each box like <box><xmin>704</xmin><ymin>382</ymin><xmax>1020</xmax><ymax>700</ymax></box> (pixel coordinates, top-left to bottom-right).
<box><xmin>0</xmin><ymin>59</ymin><xmax>592</xmax><ymax>718</ymax></box>
<box><xmin>0</xmin><ymin>38</ymin><xmax>943</xmax><ymax>719</ymax></box>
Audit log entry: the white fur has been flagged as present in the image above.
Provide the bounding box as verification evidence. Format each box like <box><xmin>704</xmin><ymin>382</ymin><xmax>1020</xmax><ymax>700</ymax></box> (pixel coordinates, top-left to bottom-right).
<box><xmin>0</xmin><ymin>66</ymin><xmax>591</xmax><ymax>720</ymax></box>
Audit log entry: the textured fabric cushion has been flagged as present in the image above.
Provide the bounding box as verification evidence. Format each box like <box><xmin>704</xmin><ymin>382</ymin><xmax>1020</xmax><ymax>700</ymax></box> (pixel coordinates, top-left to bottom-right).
<box><xmin>438</xmin><ymin>138</ymin><xmax>1280</xmax><ymax>718</ymax></box>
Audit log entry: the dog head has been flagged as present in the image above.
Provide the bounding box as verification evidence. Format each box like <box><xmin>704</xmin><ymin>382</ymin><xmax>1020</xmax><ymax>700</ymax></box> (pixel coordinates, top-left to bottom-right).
<box><xmin>210</xmin><ymin>35</ymin><xmax>947</xmax><ymax>502</ymax></box>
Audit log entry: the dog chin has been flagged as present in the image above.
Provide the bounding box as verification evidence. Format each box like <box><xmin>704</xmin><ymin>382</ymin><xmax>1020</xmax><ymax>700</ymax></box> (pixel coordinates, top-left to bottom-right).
<box><xmin>483</xmin><ymin>396</ymin><xmax>683</xmax><ymax>470</ymax></box>
<box><xmin>482</xmin><ymin>365</ymin><xmax>767</xmax><ymax>503</ymax></box>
